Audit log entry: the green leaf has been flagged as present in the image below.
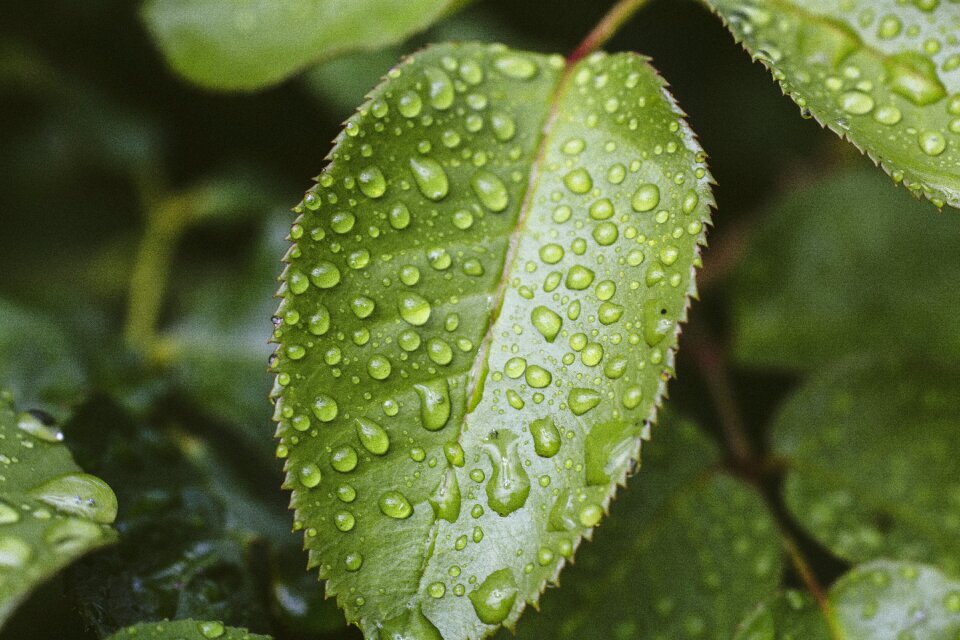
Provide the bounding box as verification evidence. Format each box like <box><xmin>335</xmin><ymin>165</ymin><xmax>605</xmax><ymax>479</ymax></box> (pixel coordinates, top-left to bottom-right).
<box><xmin>772</xmin><ymin>357</ymin><xmax>960</xmax><ymax>575</ymax></box>
<box><xmin>510</xmin><ymin>415</ymin><xmax>783</xmax><ymax>640</ymax></box>
<box><xmin>0</xmin><ymin>298</ymin><xmax>87</xmax><ymax>415</ymax></box>
<box><xmin>140</xmin><ymin>0</ymin><xmax>469</xmax><ymax>91</ymax></box>
<box><xmin>105</xmin><ymin>619</ymin><xmax>271</xmax><ymax>640</ymax></box>
<box><xmin>704</xmin><ymin>0</ymin><xmax>960</xmax><ymax>208</ymax></box>
<box><xmin>735</xmin><ymin>561</ymin><xmax>960</xmax><ymax>640</ymax></box>
<box><xmin>732</xmin><ymin>167</ymin><xmax>960</xmax><ymax>370</ymax></box>
<box><xmin>0</xmin><ymin>391</ymin><xmax>118</xmax><ymax>628</ymax></box>
<box><xmin>272</xmin><ymin>43</ymin><xmax>713</xmax><ymax>638</ymax></box>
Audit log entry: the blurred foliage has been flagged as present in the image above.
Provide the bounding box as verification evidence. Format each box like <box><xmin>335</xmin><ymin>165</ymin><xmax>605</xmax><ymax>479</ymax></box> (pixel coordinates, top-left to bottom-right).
<box><xmin>0</xmin><ymin>0</ymin><xmax>958</xmax><ymax>637</ymax></box>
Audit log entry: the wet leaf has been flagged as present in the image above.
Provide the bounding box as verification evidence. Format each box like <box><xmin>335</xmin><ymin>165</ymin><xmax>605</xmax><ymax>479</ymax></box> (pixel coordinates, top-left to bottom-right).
<box><xmin>140</xmin><ymin>0</ymin><xmax>470</xmax><ymax>91</ymax></box>
<box><xmin>705</xmin><ymin>0</ymin><xmax>960</xmax><ymax>208</ymax></box>
<box><xmin>272</xmin><ymin>43</ymin><xmax>713</xmax><ymax>638</ymax></box>
<box><xmin>105</xmin><ymin>619</ymin><xmax>271</xmax><ymax>640</ymax></box>
<box><xmin>511</xmin><ymin>416</ymin><xmax>783</xmax><ymax>640</ymax></box>
<box><xmin>772</xmin><ymin>357</ymin><xmax>960</xmax><ymax>575</ymax></box>
<box><xmin>0</xmin><ymin>391</ymin><xmax>118</xmax><ymax>628</ymax></box>
<box><xmin>732</xmin><ymin>167</ymin><xmax>960</xmax><ymax>370</ymax></box>
<box><xmin>735</xmin><ymin>561</ymin><xmax>960</xmax><ymax>640</ymax></box>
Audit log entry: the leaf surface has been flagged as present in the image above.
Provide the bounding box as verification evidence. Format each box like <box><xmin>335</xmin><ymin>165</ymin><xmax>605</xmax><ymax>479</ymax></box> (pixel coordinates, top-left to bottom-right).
<box><xmin>735</xmin><ymin>561</ymin><xmax>960</xmax><ymax>640</ymax></box>
<box><xmin>140</xmin><ymin>0</ymin><xmax>469</xmax><ymax>91</ymax></box>
<box><xmin>705</xmin><ymin>0</ymin><xmax>960</xmax><ymax>208</ymax></box>
<box><xmin>510</xmin><ymin>416</ymin><xmax>782</xmax><ymax>640</ymax></box>
<box><xmin>0</xmin><ymin>391</ymin><xmax>118</xmax><ymax>628</ymax></box>
<box><xmin>772</xmin><ymin>357</ymin><xmax>960</xmax><ymax>575</ymax></box>
<box><xmin>732</xmin><ymin>167</ymin><xmax>960</xmax><ymax>370</ymax></box>
<box><xmin>272</xmin><ymin>43</ymin><xmax>713</xmax><ymax>638</ymax></box>
<box><xmin>106</xmin><ymin>619</ymin><xmax>271</xmax><ymax>640</ymax></box>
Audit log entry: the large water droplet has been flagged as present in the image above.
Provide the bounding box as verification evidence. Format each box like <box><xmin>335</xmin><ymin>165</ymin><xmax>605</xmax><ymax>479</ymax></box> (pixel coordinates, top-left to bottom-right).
<box><xmin>28</xmin><ymin>473</ymin><xmax>118</xmax><ymax>524</ymax></box>
<box><xmin>469</xmin><ymin>568</ymin><xmax>518</xmax><ymax>624</ymax></box>
<box><xmin>425</xmin><ymin>67</ymin><xmax>455</xmax><ymax>110</ymax></box>
<box><xmin>529</xmin><ymin>417</ymin><xmax>561</xmax><ymax>458</ymax></box>
<box><xmin>380</xmin><ymin>606</ymin><xmax>443</xmax><ymax>640</ymax></box>
<box><xmin>568</xmin><ymin>388</ymin><xmax>601</xmax><ymax>416</ymax></box>
<box><xmin>430</xmin><ymin>468</ymin><xmax>461</xmax><ymax>522</ymax></box>
<box><xmin>398</xmin><ymin>90</ymin><xmax>423</xmax><ymax>118</ymax></box>
<box><xmin>885</xmin><ymin>52</ymin><xmax>947</xmax><ymax>106</ymax></box>
<box><xmin>358</xmin><ymin>166</ymin><xmax>387</xmax><ymax>199</ymax></box>
<box><xmin>399</xmin><ymin>293</ymin><xmax>432</xmax><ymax>326</ymax></box>
<box><xmin>379</xmin><ymin>490</ymin><xmax>413</xmax><ymax>519</ymax></box>
<box><xmin>356</xmin><ymin>418</ymin><xmax>390</xmax><ymax>455</ymax></box>
<box><xmin>632</xmin><ymin>183</ymin><xmax>660</xmax><ymax>212</ymax></box>
<box><xmin>471</xmin><ymin>171</ymin><xmax>509</xmax><ymax>212</ymax></box>
<box><xmin>0</xmin><ymin>536</ymin><xmax>31</xmax><ymax>568</ymax></box>
<box><xmin>484</xmin><ymin>432</ymin><xmax>530</xmax><ymax>517</ymax></box>
<box><xmin>17</xmin><ymin>412</ymin><xmax>63</xmax><ymax>443</ymax></box>
<box><xmin>563</xmin><ymin>168</ymin><xmax>593</xmax><ymax>194</ymax></box>
<box><xmin>43</xmin><ymin>518</ymin><xmax>103</xmax><ymax>555</ymax></box>
<box><xmin>643</xmin><ymin>299</ymin><xmax>673</xmax><ymax>346</ymax></box>
<box><xmin>530</xmin><ymin>306</ymin><xmax>562</xmax><ymax>342</ymax></box>
<box><xmin>585</xmin><ymin>421</ymin><xmax>641</xmax><ymax>485</ymax></box>
<box><xmin>299</xmin><ymin>463</ymin><xmax>323</xmax><ymax>488</ymax></box>
<box><xmin>494</xmin><ymin>54</ymin><xmax>538</xmax><ymax>80</ymax></box>
<box><xmin>415</xmin><ymin>379</ymin><xmax>451</xmax><ymax>431</ymax></box>
<box><xmin>410</xmin><ymin>157</ymin><xmax>449</xmax><ymax>201</ymax></box>
<box><xmin>490</xmin><ymin>112</ymin><xmax>516</xmax><ymax>141</ymax></box>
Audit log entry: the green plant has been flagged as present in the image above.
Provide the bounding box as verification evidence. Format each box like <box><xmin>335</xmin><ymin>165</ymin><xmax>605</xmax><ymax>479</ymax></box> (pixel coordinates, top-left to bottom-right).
<box><xmin>1</xmin><ymin>1</ymin><xmax>959</xmax><ymax>639</ymax></box>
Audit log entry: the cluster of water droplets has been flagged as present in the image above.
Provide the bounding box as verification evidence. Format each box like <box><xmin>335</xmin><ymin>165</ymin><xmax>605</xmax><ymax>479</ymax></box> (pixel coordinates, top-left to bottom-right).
<box><xmin>720</xmin><ymin>0</ymin><xmax>960</xmax><ymax>206</ymax></box>
<box><xmin>271</xmin><ymin>42</ymin><xmax>712</xmax><ymax>637</ymax></box>
<box><xmin>0</xmin><ymin>393</ymin><xmax>118</xmax><ymax>586</ymax></box>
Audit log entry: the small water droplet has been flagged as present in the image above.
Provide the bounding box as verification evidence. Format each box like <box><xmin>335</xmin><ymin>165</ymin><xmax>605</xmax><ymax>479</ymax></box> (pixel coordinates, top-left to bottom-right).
<box><xmin>358</xmin><ymin>166</ymin><xmax>387</xmax><ymax>199</ymax></box>
<box><xmin>494</xmin><ymin>54</ymin><xmax>538</xmax><ymax>80</ymax></box>
<box><xmin>379</xmin><ymin>490</ymin><xmax>413</xmax><ymax>519</ymax></box>
<box><xmin>631</xmin><ymin>184</ymin><xmax>660</xmax><ymax>212</ymax></box>
<box><xmin>399</xmin><ymin>293</ymin><xmax>432</xmax><ymax>326</ymax></box>
<box><xmin>529</xmin><ymin>417</ymin><xmax>561</xmax><ymax>458</ymax></box>
<box><xmin>530</xmin><ymin>306</ymin><xmax>562</xmax><ymax>342</ymax></box>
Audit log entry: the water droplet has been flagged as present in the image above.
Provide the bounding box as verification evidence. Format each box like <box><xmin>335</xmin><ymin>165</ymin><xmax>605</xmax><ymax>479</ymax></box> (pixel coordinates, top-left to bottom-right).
<box><xmin>43</xmin><ymin>518</ymin><xmax>102</xmax><ymax>554</ymax></box>
<box><xmin>919</xmin><ymin>131</ymin><xmax>947</xmax><ymax>156</ymax></box>
<box><xmin>838</xmin><ymin>90</ymin><xmax>874</xmax><ymax>115</ymax></box>
<box><xmin>592</xmin><ymin>222</ymin><xmax>618</xmax><ymax>245</ymax></box>
<box><xmin>331</xmin><ymin>446</ymin><xmax>359</xmax><ymax>473</ymax></box>
<box><xmin>469</xmin><ymin>568</ymin><xmax>518</xmax><ymax>624</ymax></box>
<box><xmin>0</xmin><ymin>536</ymin><xmax>31</xmax><ymax>568</ymax></box>
<box><xmin>398</xmin><ymin>90</ymin><xmax>423</xmax><ymax>118</ymax></box>
<box><xmin>643</xmin><ymin>299</ymin><xmax>673</xmax><ymax>346</ymax></box>
<box><xmin>356</xmin><ymin>418</ymin><xmax>390</xmax><ymax>455</ymax></box>
<box><xmin>399</xmin><ymin>293</ymin><xmax>432</xmax><ymax>326</ymax></box>
<box><xmin>415</xmin><ymin>379</ymin><xmax>451</xmax><ymax>431</ymax></box>
<box><xmin>632</xmin><ymin>184</ymin><xmax>660</xmax><ymax>212</ymax></box>
<box><xmin>430</xmin><ymin>468</ymin><xmax>461</xmax><ymax>522</ymax></box>
<box><xmin>427</xmin><ymin>338</ymin><xmax>454</xmax><ymax>365</ymax></box>
<box><xmin>358</xmin><ymin>166</ymin><xmax>387</xmax><ymax>199</ymax></box>
<box><xmin>410</xmin><ymin>157</ymin><xmax>449</xmax><ymax>201</ymax></box>
<box><xmin>494</xmin><ymin>54</ymin><xmax>538</xmax><ymax>80</ymax></box>
<box><xmin>568</xmin><ymin>388</ymin><xmax>601</xmax><ymax>416</ymax></box>
<box><xmin>367</xmin><ymin>355</ymin><xmax>392</xmax><ymax>380</ymax></box>
<box><xmin>524</xmin><ymin>365</ymin><xmax>552</xmax><ymax>389</ymax></box>
<box><xmin>529</xmin><ymin>417</ymin><xmax>560</xmax><ymax>458</ymax></box>
<box><xmin>531</xmin><ymin>306</ymin><xmax>562</xmax><ymax>342</ymax></box>
<box><xmin>28</xmin><ymin>473</ymin><xmax>118</xmax><ymax>524</ymax></box>
<box><xmin>484</xmin><ymin>432</ymin><xmax>530</xmax><ymax>516</ymax></box>
<box><xmin>334</xmin><ymin>510</ymin><xmax>355</xmax><ymax>532</ymax></box>
<box><xmin>299</xmin><ymin>463</ymin><xmax>322</xmax><ymax>488</ymax></box>
<box><xmin>490</xmin><ymin>112</ymin><xmax>516</xmax><ymax>141</ymax></box>
<box><xmin>563</xmin><ymin>168</ymin><xmax>593</xmax><ymax>194</ymax></box>
<box><xmin>381</xmin><ymin>606</ymin><xmax>442</xmax><ymax>640</ymax></box>
<box><xmin>344</xmin><ymin>551</ymin><xmax>363</xmax><ymax>571</ymax></box>
<box><xmin>351</xmin><ymin>295</ymin><xmax>376</xmax><ymax>319</ymax></box>
<box><xmin>873</xmin><ymin>105</ymin><xmax>902</xmax><ymax>125</ymax></box>
<box><xmin>389</xmin><ymin>202</ymin><xmax>411</xmax><ymax>229</ymax></box>
<box><xmin>471</xmin><ymin>171</ymin><xmax>509</xmax><ymax>212</ymax></box>
<box><xmin>562</xmin><ymin>138</ymin><xmax>585</xmax><ymax>155</ymax></box>
<box><xmin>589</xmin><ymin>198</ymin><xmax>614</xmax><ymax>220</ymax></box>
<box><xmin>565</xmin><ymin>265</ymin><xmax>595</xmax><ymax>290</ymax></box>
<box><xmin>885</xmin><ymin>52</ymin><xmax>947</xmax><ymax>106</ymax></box>
<box><xmin>198</xmin><ymin>621</ymin><xmax>225</xmax><ymax>639</ymax></box>
<box><xmin>425</xmin><ymin>67</ymin><xmax>455</xmax><ymax>110</ymax></box>
<box><xmin>312</xmin><ymin>394</ymin><xmax>338</xmax><ymax>422</ymax></box>
<box><xmin>310</xmin><ymin>262</ymin><xmax>341</xmax><ymax>289</ymax></box>
<box><xmin>379</xmin><ymin>490</ymin><xmax>413</xmax><ymax>519</ymax></box>
<box><xmin>578</xmin><ymin>503</ymin><xmax>602</xmax><ymax>527</ymax></box>
<box><xmin>17</xmin><ymin>412</ymin><xmax>63</xmax><ymax>443</ymax></box>
<box><xmin>585</xmin><ymin>420</ymin><xmax>640</xmax><ymax>485</ymax></box>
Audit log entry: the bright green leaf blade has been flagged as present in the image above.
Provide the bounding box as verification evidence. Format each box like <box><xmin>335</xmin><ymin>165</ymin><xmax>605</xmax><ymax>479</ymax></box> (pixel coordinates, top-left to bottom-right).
<box><xmin>140</xmin><ymin>0</ymin><xmax>469</xmax><ymax>91</ymax></box>
<box><xmin>510</xmin><ymin>416</ymin><xmax>783</xmax><ymax>640</ymax></box>
<box><xmin>704</xmin><ymin>0</ymin><xmax>960</xmax><ymax>208</ymax></box>
<box><xmin>105</xmin><ymin>619</ymin><xmax>271</xmax><ymax>640</ymax></box>
<box><xmin>735</xmin><ymin>561</ymin><xmax>960</xmax><ymax>640</ymax></box>
<box><xmin>732</xmin><ymin>167</ymin><xmax>960</xmax><ymax>370</ymax></box>
<box><xmin>0</xmin><ymin>391</ymin><xmax>118</xmax><ymax>628</ymax></box>
<box><xmin>272</xmin><ymin>43</ymin><xmax>713</xmax><ymax>638</ymax></box>
<box><xmin>772</xmin><ymin>357</ymin><xmax>960</xmax><ymax>575</ymax></box>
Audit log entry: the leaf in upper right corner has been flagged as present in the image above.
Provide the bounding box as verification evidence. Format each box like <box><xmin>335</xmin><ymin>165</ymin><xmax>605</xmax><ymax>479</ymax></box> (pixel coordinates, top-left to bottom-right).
<box><xmin>105</xmin><ymin>619</ymin><xmax>271</xmax><ymax>640</ymax></box>
<box><xmin>510</xmin><ymin>416</ymin><xmax>783</xmax><ymax>640</ymax></box>
<box><xmin>0</xmin><ymin>391</ymin><xmax>118</xmax><ymax>629</ymax></box>
<box><xmin>704</xmin><ymin>0</ymin><xmax>960</xmax><ymax>208</ymax></box>
<box><xmin>771</xmin><ymin>357</ymin><xmax>960</xmax><ymax>575</ymax></box>
<box><xmin>735</xmin><ymin>561</ymin><xmax>960</xmax><ymax>640</ymax></box>
<box><xmin>732</xmin><ymin>167</ymin><xmax>960</xmax><ymax>371</ymax></box>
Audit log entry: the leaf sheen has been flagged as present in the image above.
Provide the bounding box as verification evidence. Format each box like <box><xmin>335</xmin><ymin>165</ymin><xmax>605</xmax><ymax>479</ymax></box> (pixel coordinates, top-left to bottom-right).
<box><xmin>0</xmin><ymin>392</ymin><xmax>118</xmax><ymax>628</ymax></box>
<box><xmin>272</xmin><ymin>43</ymin><xmax>713</xmax><ymax>638</ymax></box>
<box><xmin>705</xmin><ymin>0</ymin><xmax>960</xmax><ymax>209</ymax></box>
<box><xmin>105</xmin><ymin>619</ymin><xmax>271</xmax><ymax>640</ymax></box>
